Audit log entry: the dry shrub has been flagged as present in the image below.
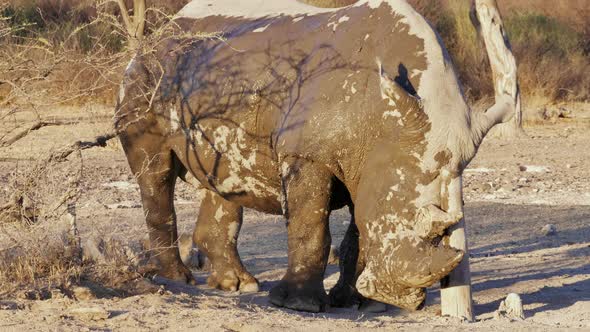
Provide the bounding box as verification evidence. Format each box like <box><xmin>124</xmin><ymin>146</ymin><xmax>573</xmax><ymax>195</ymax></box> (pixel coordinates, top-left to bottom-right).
<box><xmin>0</xmin><ymin>220</ymin><xmax>82</xmax><ymax>296</ymax></box>
<box><xmin>0</xmin><ymin>153</ymin><xmax>155</xmax><ymax>297</ymax></box>
<box><xmin>0</xmin><ymin>0</ymin><xmax>191</xmax><ymax>107</ymax></box>
<box><xmin>0</xmin><ymin>150</ymin><xmax>83</xmax><ymax>296</ymax></box>
<box><xmin>407</xmin><ymin>0</ymin><xmax>446</xmax><ymax>25</ymax></box>
<box><xmin>505</xmin><ymin>12</ymin><xmax>590</xmax><ymax>102</ymax></box>
<box><xmin>0</xmin><ymin>0</ymin><xmax>197</xmax><ymax>299</ymax></box>
<box><xmin>0</xmin><ymin>0</ymin><xmax>211</xmax><ymax>297</ymax></box>
<box><xmin>410</xmin><ymin>0</ymin><xmax>589</xmax><ymax>106</ymax></box>
<box><xmin>0</xmin><ymin>217</ymin><xmax>155</xmax><ymax>298</ymax></box>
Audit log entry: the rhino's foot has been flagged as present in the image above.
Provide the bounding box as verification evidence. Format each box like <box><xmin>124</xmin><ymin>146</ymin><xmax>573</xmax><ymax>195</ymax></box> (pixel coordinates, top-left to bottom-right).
<box><xmin>269</xmin><ymin>280</ymin><xmax>328</xmax><ymax>313</ymax></box>
<box><xmin>329</xmin><ymin>281</ymin><xmax>388</xmax><ymax>313</ymax></box>
<box><xmin>156</xmin><ymin>262</ymin><xmax>197</xmax><ymax>285</ymax></box>
<box><xmin>207</xmin><ymin>268</ymin><xmax>259</xmax><ymax>293</ymax></box>
<box><xmin>329</xmin><ymin>282</ymin><xmax>358</xmax><ymax>308</ymax></box>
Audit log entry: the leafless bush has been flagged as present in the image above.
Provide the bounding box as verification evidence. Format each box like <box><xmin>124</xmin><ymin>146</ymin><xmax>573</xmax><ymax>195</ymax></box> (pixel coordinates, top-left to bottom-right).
<box><xmin>0</xmin><ymin>216</ymin><xmax>82</xmax><ymax>296</ymax></box>
<box><xmin>0</xmin><ymin>0</ymin><xmax>201</xmax><ymax>298</ymax></box>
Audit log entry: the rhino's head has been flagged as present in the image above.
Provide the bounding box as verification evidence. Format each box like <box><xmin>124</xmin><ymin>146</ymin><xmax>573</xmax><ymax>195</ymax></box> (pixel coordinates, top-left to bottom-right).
<box><xmin>352</xmin><ymin>55</ymin><xmax>515</xmax><ymax>308</ymax></box>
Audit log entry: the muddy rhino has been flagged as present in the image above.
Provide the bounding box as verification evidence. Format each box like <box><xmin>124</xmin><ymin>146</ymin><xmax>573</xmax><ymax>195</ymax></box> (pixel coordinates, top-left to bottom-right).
<box><xmin>115</xmin><ymin>0</ymin><xmax>516</xmax><ymax>313</ymax></box>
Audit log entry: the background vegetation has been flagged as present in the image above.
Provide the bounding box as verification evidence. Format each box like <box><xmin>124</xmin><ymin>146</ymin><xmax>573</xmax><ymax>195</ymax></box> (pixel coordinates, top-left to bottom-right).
<box><xmin>1</xmin><ymin>0</ymin><xmax>588</xmax><ymax>108</ymax></box>
<box><xmin>410</xmin><ymin>0</ymin><xmax>590</xmax><ymax>104</ymax></box>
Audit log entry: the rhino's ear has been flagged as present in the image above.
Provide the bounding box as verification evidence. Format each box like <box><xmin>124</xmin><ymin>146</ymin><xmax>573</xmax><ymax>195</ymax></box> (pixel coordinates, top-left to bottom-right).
<box><xmin>377</xmin><ymin>58</ymin><xmax>422</xmax><ymax>110</ymax></box>
<box><xmin>377</xmin><ymin>58</ymin><xmax>429</xmax><ymax>138</ymax></box>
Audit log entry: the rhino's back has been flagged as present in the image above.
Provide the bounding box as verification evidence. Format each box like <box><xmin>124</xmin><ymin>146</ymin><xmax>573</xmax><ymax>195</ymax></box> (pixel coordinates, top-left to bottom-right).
<box><xmin>167</xmin><ymin>0</ymin><xmax>461</xmax><ymax>184</ymax></box>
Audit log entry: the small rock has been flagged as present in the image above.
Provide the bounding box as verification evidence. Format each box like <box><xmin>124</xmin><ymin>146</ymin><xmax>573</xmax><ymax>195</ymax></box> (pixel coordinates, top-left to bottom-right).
<box><xmin>81</xmin><ymin>238</ymin><xmax>106</xmax><ymax>263</ymax></box>
<box><xmin>101</xmin><ymin>181</ymin><xmax>138</xmax><ymax>191</ymax></box>
<box><xmin>50</xmin><ymin>288</ymin><xmax>65</xmax><ymax>299</ymax></box>
<box><xmin>519</xmin><ymin>165</ymin><xmax>549</xmax><ymax>173</ymax></box>
<box><xmin>73</xmin><ymin>286</ymin><xmax>95</xmax><ymax>301</ymax></box>
<box><xmin>123</xmin><ymin>239</ymin><xmax>151</xmax><ymax>267</ymax></box>
<box><xmin>464</xmin><ymin>167</ymin><xmax>494</xmax><ymax>173</ymax></box>
<box><xmin>542</xmin><ymin>224</ymin><xmax>557</xmax><ymax>236</ymax></box>
<box><xmin>494</xmin><ymin>293</ymin><xmax>525</xmax><ymax>320</ymax></box>
<box><xmin>328</xmin><ymin>245</ymin><xmax>339</xmax><ymax>265</ymax></box>
<box><xmin>18</xmin><ymin>289</ymin><xmax>51</xmax><ymax>300</ymax></box>
<box><xmin>69</xmin><ymin>307</ymin><xmax>110</xmax><ymax>321</ymax></box>
<box><xmin>106</xmin><ymin>201</ymin><xmax>141</xmax><ymax>210</ymax></box>
<box><xmin>140</xmin><ymin>237</ymin><xmax>151</xmax><ymax>251</ymax></box>
<box><xmin>178</xmin><ymin>233</ymin><xmax>194</xmax><ymax>265</ymax></box>
<box><xmin>0</xmin><ymin>301</ymin><xmax>22</xmax><ymax>310</ymax></box>
<box><xmin>499</xmin><ymin>184</ymin><xmax>515</xmax><ymax>192</ymax></box>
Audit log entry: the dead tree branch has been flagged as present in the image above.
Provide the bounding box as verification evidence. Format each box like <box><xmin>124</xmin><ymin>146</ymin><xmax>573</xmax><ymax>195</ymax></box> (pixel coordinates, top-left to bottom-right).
<box><xmin>47</xmin><ymin>131</ymin><xmax>118</xmax><ymax>163</ymax></box>
<box><xmin>0</xmin><ymin>120</ymin><xmax>80</xmax><ymax>147</ymax></box>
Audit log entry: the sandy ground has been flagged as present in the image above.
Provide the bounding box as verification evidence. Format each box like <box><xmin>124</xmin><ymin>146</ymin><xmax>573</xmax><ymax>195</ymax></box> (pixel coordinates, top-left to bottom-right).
<box><xmin>0</xmin><ymin>104</ymin><xmax>589</xmax><ymax>331</ymax></box>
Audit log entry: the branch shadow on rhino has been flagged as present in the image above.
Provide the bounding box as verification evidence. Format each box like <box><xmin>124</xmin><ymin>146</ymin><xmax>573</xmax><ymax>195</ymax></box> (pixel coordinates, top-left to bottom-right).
<box><xmin>152</xmin><ymin>30</ymin><xmax>364</xmax><ymax>198</ymax></box>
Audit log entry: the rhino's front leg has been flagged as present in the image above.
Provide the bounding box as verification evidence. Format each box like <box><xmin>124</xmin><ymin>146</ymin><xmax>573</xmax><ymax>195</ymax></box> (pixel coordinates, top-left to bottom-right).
<box><xmin>269</xmin><ymin>157</ymin><xmax>332</xmax><ymax>313</ymax></box>
<box><xmin>440</xmin><ymin>173</ymin><xmax>473</xmax><ymax>320</ymax></box>
<box><xmin>329</xmin><ymin>209</ymin><xmax>388</xmax><ymax>313</ymax></box>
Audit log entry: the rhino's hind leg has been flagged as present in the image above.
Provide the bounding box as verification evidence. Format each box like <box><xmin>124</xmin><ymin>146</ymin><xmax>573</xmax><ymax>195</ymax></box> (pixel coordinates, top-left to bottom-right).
<box><xmin>193</xmin><ymin>190</ymin><xmax>259</xmax><ymax>293</ymax></box>
<box><xmin>121</xmin><ymin>139</ymin><xmax>195</xmax><ymax>284</ymax></box>
<box><xmin>269</xmin><ymin>158</ymin><xmax>332</xmax><ymax>312</ymax></box>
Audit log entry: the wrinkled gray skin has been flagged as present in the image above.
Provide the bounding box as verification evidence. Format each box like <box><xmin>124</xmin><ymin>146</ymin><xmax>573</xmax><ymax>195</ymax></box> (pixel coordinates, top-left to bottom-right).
<box><xmin>115</xmin><ymin>0</ymin><xmax>511</xmax><ymax>313</ymax></box>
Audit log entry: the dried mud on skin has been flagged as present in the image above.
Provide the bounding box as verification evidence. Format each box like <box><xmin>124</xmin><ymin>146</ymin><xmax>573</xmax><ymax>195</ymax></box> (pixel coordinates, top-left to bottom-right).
<box><xmin>0</xmin><ymin>106</ymin><xmax>589</xmax><ymax>330</ymax></box>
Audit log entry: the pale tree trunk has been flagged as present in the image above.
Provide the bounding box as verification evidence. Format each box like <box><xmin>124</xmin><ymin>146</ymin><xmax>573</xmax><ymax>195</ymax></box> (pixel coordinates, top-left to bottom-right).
<box><xmin>116</xmin><ymin>0</ymin><xmax>146</xmax><ymax>49</ymax></box>
<box><xmin>439</xmin><ymin>0</ymin><xmax>524</xmax><ymax>322</ymax></box>
<box><xmin>473</xmin><ymin>0</ymin><xmax>524</xmax><ymax>138</ymax></box>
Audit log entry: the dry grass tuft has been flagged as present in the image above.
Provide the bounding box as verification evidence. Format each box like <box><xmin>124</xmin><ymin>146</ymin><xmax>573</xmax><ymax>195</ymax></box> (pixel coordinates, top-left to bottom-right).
<box><xmin>0</xmin><ymin>221</ymin><xmax>83</xmax><ymax>297</ymax></box>
<box><xmin>0</xmin><ymin>203</ymin><xmax>159</xmax><ymax>299</ymax></box>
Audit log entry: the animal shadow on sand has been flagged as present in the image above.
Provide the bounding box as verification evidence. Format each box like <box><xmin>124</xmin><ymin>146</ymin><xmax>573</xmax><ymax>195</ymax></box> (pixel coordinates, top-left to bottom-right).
<box><xmin>463</xmin><ymin>203</ymin><xmax>590</xmax><ymax>317</ymax></box>
<box><xmin>156</xmin><ymin>202</ymin><xmax>590</xmax><ymax>320</ymax></box>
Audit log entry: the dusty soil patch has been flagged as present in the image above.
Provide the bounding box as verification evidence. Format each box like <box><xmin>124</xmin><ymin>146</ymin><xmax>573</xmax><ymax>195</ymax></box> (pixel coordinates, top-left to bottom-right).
<box><xmin>0</xmin><ymin>104</ymin><xmax>588</xmax><ymax>330</ymax></box>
